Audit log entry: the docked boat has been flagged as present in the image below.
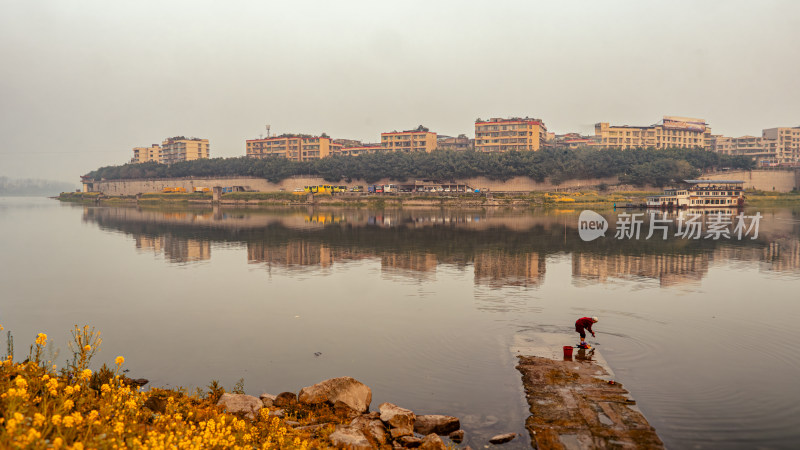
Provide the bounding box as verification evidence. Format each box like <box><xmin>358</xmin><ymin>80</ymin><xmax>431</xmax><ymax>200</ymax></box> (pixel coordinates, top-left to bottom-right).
<box><xmin>646</xmin><ymin>180</ymin><xmax>745</xmax><ymax>209</ymax></box>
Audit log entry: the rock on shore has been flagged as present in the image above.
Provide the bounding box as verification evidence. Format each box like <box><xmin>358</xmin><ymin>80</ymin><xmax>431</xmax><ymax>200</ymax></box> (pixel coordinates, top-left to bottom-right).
<box><xmin>256</xmin><ymin>377</ymin><xmax>477</xmax><ymax>448</ymax></box>
<box><xmin>298</xmin><ymin>376</ymin><xmax>372</xmax><ymax>413</ymax></box>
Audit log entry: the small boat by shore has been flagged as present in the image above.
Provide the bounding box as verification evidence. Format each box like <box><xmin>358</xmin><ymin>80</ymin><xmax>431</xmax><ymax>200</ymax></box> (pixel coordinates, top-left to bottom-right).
<box><xmin>646</xmin><ymin>180</ymin><xmax>745</xmax><ymax>209</ymax></box>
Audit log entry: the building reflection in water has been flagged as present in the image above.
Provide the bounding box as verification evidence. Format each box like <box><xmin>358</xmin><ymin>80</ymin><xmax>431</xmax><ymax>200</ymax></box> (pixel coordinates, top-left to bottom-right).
<box><xmin>82</xmin><ymin>205</ymin><xmax>800</xmax><ymax>287</ymax></box>
<box><xmin>473</xmin><ymin>252</ymin><xmax>546</xmax><ymax>287</ymax></box>
<box><xmin>135</xmin><ymin>235</ymin><xmax>211</xmax><ymax>264</ymax></box>
<box><xmin>572</xmin><ymin>253</ymin><xmax>709</xmax><ymax>287</ymax></box>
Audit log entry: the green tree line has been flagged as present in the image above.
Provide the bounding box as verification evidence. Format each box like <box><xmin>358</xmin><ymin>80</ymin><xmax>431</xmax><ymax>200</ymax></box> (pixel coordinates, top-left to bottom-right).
<box><xmin>85</xmin><ymin>147</ymin><xmax>754</xmax><ymax>187</ymax></box>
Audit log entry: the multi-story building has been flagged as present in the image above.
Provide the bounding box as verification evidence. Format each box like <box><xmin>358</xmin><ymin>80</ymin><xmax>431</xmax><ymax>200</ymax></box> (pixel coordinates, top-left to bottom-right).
<box><xmin>594</xmin><ymin>116</ymin><xmax>710</xmax><ymax>150</ymax></box>
<box><xmin>160</xmin><ymin>137</ymin><xmax>210</xmax><ymax>165</ymax></box>
<box><xmin>709</xmin><ymin>126</ymin><xmax>800</xmax><ymax>166</ymax></box>
<box><xmin>381</xmin><ymin>127</ymin><xmax>438</xmax><ymax>152</ymax></box>
<box><xmin>246</xmin><ymin>135</ymin><xmax>341</xmax><ymax>161</ymax></box>
<box><xmin>334</xmin><ymin>145</ymin><xmax>383</xmax><ymax>157</ymax></box>
<box><xmin>762</xmin><ymin>127</ymin><xmax>800</xmax><ymax>164</ymax></box>
<box><xmin>709</xmin><ymin>135</ymin><xmax>775</xmax><ymax>164</ymax></box>
<box><xmin>551</xmin><ymin>133</ymin><xmax>600</xmax><ymax>149</ymax></box>
<box><xmin>333</xmin><ymin>138</ymin><xmax>365</xmax><ymax>149</ymax></box>
<box><xmin>436</xmin><ymin>134</ymin><xmax>472</xmax><ymax>151</ymax></box>
<box><xmin>474</xmin><ymin>117</ymin><xmax>547</xmax><ymax>152</ymax></box>
<box><xmin>132</xmin><ymin>144</ymin><xmax>161</xmax><ymax>163</ymax></box>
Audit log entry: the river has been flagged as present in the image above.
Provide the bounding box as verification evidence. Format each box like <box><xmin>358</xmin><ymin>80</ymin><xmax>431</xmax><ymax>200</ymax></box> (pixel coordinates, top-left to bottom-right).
<box><xmin>1</xmin><ymin>197</ymin><xmax>799</xmax><ymax>448</ymax></box>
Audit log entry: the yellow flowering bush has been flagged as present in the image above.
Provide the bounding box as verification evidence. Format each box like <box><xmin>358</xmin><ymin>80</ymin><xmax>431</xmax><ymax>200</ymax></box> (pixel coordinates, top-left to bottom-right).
<box><xmin>1</xmin><ymin>326</ymin><xmax>331</xmax><ymax>449</ymax></box>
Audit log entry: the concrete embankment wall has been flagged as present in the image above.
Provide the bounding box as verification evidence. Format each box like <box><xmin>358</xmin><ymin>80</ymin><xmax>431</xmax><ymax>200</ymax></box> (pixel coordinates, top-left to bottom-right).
<box><xmin>703</xmin><ymin>169</ymin><xmax>799</xmax><ymax>192</ymax></box>
<box><xmin>86</xmin><ymin>175</ymin><xmax>621</xmax><ymax>195</ymax></box>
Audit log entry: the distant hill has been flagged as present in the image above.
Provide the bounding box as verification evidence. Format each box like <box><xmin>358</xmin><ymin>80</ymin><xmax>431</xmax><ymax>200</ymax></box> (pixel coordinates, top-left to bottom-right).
<box><xmin>0</xmin><ymin>176</ymin><xmax>77</xmax><ymax>196</ymax></box>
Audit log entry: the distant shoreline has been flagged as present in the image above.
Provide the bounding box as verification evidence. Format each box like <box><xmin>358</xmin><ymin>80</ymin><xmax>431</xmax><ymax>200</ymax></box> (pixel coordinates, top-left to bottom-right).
<box><xmin>57</xmin><ymin>190</ymin><xmax>800</xmax><ymax>208</ymax></box>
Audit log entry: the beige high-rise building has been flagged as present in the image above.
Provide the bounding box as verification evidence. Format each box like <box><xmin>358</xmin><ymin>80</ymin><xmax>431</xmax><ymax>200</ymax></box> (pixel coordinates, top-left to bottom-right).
<box><xmin>131</xmin><ymin>137</ymin><xmax>209</xmax><ymax>164</ymax></box>
<box><xmin>709</xmin><ymin>135</ymin><xmax>775</xmax><ymax>163</ymax></box>
<box><xmin>594</xmin><ymin>116</ymin><xmax>710</xmax><ymax>150</ymax></box>
<box><xmin>381</xmin><ymin>128</ymin><xmax>438</xmax><ymax>152</ymax></box>
<box><xmin>246</xmin><ymin>135</ymin><xmax>341</xmax><ymax>161</ymax></box>
<box><xmin>474</xmin><ymin>117</ymin><xmax>547</xmax><ymax>152</ymax></box>
<box><xmin>132</xmin><ymin>144</ymin><xmax>161</xmax><ymax>163</ymax></box>
<box><xmin>709</xmin><ymin>126</ymin><xmax>800</xmax><ymax>165</ymax></box>
<box><xmin>762</xmin><ymin>127</ymin><xmax>800</xmax><ymax>164</ymax></box>
<box><xmin>160</xmin><ymin>137</ymin><xmax>210</xmax><ymax>165</ymax></box>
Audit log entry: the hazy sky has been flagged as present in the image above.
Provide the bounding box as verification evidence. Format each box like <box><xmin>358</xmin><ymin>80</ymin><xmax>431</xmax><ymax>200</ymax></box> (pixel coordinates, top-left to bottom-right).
<box><xmin>1</xmin><ymin>0</ymin><xmax>799</xmax><ymax>183</ymax></box>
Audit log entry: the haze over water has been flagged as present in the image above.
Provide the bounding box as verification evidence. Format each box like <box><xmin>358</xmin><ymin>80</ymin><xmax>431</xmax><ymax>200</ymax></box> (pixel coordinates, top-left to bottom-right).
<box><xmin>2</xmin><ymin>197</ymin><xmax>799</xmax><ymax>448</ymax></box>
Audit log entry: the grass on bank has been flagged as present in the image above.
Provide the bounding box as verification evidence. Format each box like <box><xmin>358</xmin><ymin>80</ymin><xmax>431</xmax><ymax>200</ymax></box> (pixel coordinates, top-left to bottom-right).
<box><xmin>744</xmin><ymin>190</ymin><xmax>800</xmax><ymax>204</ymax></box>
<box><xmin>58</xmin><ymin>188</ymin><xmax>800</xmax><ymax>208</ymax></box>
<box><xmin>0</xmin><ymin>325</ymin><xmax>354</xmax><ymax>449</ymax></box>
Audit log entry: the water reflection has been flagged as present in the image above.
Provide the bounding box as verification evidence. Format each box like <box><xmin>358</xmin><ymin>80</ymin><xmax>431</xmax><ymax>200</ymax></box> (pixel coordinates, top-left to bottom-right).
<box><xmin>81</xmin><ymin>205</ymin><xmax>800</xmax><ymax>287</ymax></box>
<box><xmin>135</xmin><ymin>235</ymin><xmax>211</xmax><ymax>263</ymax></box>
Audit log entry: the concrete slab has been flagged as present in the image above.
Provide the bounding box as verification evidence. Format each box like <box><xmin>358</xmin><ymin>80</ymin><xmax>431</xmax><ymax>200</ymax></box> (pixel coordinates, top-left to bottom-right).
<box><xmin>512</xmin><ymin>332</ymin><xmax>663</xmax><ymax>449</ymax></box>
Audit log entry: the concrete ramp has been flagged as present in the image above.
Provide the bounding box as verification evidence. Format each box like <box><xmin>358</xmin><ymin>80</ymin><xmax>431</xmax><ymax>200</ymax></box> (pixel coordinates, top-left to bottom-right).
<box><xmin>512</xmin><ymin>332</ymin><xmax>663</xmax><ymax>449</ymax></box>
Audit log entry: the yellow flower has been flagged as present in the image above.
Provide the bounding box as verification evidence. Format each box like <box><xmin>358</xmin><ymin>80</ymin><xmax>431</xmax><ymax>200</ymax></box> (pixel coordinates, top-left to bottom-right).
<box><xmin>63</xmin><ymin>399</ymin><xmax>74</xmax><ymax>410</ymax></box>
<box><xmin>73</xmin><ymin>384</ymin><xmax>81</xmax><ymax>392</ymax></box>
<box><xmin>14</xmin><ymin>376</ymin><xmax>27</xmax><ymax>389</ymax></box>
<box><xmin>25</xmin><ymin>428</ymin><xmax>41</xmax><ymax>442</ymax></box>
<box><xmin>36</xmin><ymin>333</ymin><xmax>47</xmax><ymax>346</ymax></box>
<box><xmin>14</xmin><ymin>412</ymin><xmax>23</xmax><ymax>422</ymax></box>
<box><xmin>113</xmin><ymin>421</ymin><xmax>125</xmax><ymax>434</ymax></box>
<box><xmin>100</xmin><ymin>384</ymin><xmax>111</xmax><ymax>393</ymax></box>
<box><xmin>63</xmin><ymin>416</ymin><xmax>75</xmax><ymax>428</ymax></box>
<box><xmin>83</xmin><ymin>344</ymin><xmax>91</xmax><ymax>352</ymax></box>
<box><xmin>41</xmin><ymin>374</ymin><xmax>50</xmax><ymax>381</ymax></box>
<box><xmin>64</xmin><ymin>386</ymin><xmax>74</xmax><ymax>395</ymax></box>
<box><xmin>115</xmin><ymin>356</ymin><xmax>125</xmax><ymax>366</ymax></box>
<box><xmin>5</xmin><ymin>417</ymin><xmax>18</xmax><ymax>434</ymax></box>
<box><xmin>33</xmin><ymin>413</ymin><xmax>45</xmax><ymax>427</ymax></box>
<box><xmin>51</xmin><ymin>414</ymin><xmax>62</xmax><ymax>426</ymax></box>
<box><xmin>71</xmin><ymin>412</ymin><xmax>83</xmax><ymax>425</ymax></box>
<box><xmin>88</xmin><ymin>410</ymin><xmax>99</xmax><ymax>421</ymax></box>
<box><xmin>80</xmin><ymin>369</ymin><xmax>92</xmax><ymax>380</ymax></box>
<box><xmin>52</xmin><ymin>437</ymin><xmax>63</xmax><ymax>449</ymax></box>
<box><xmin>70</xmin><ymin>443</ymin><xmax>84</xmax><ymax>450</ymax></box>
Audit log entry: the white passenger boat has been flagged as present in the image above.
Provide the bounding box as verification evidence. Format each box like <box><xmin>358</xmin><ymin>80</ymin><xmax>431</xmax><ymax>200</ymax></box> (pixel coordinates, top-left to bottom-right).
<box><xmin>646</xmin><ymin>180</ymin><xmax>745</xmax><ymax>208</ymax></box>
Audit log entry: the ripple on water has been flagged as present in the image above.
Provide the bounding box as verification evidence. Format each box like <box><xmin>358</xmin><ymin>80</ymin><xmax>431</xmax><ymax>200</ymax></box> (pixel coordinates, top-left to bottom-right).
<box><xmin>603</xmin><ymin>320</ymin><xmax>800</xmax><ymax>448</ymax></box>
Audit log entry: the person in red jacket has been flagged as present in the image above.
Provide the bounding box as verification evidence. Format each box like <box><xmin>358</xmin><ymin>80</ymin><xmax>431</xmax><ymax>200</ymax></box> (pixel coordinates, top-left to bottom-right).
<box><xmin>575</xmin><ymin>316</ymin><xmax>598</xmax><ymax>349</ymax></box>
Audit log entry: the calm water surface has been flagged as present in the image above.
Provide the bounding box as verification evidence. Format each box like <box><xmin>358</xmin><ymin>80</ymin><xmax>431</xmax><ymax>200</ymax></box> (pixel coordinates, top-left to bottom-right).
<box><xmin>1</xmin><ymin>197</ymin><xmax>799</xmax><ymax>448</ymax></box>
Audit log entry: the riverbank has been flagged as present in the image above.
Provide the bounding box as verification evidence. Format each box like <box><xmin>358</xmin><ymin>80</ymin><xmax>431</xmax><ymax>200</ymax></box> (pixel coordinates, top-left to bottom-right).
<box><xmin>0</xmin><ymin>327</ymin><xmax>508</xmax><ymax>449</ymax></box>
<box><xmin>3</xmin><ymin>325</ymin><xmax>665</xmax><ymax>449</ymax></box>
<box><xmin>58</xmin><ymin>189</ymin><xmax>800</xmax><ymax>210</ymax></box>
<box><xmin>57</xmin><ymin>190</ymin><xmax>657</xmax><ymax>208</ymax></box>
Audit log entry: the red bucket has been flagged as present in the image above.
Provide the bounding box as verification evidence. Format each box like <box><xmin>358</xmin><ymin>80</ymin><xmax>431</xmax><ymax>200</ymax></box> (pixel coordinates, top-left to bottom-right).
<box><xmin>563</xmin><ymin>346</ymin><xmax>574</xmax><ymax>358</ymax></box>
